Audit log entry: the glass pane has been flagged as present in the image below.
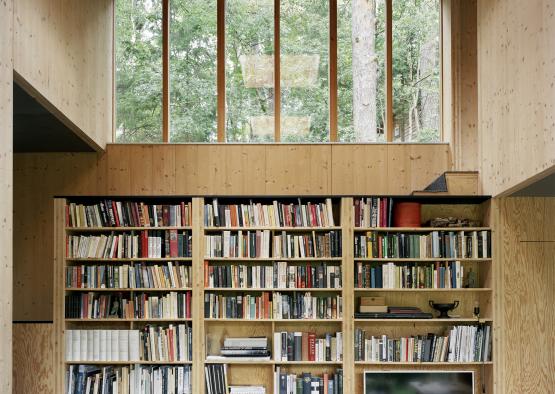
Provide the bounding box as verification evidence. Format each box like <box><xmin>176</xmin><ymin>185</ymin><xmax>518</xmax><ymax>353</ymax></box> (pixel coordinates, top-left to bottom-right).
<box><xmin>392</xmin><ymin>0</ymin><xmax>440</xmax><ymax>142</ymax></box>
<box><xmin>170</xmin><ymin>0</ymin><xmax>217</xmax><ymax>142</ymax></box>
<box><xmin>280</xmin><ymin>0</ymin><xmax>329</xmax><ymax>142</ymax></box>
<box><xmin>226</xmin><ymin>0</ymin><xmax>275</xmax><ymax>142</ymax></box>
<box><xmin>338</xmin><ymin>0</ymin><xmax>386</xmax><ymax>142</ymax></box>
<box><xmin>115</xmin><ymin>0</ymin><xmax>163</xmax><ymax>143</ymax></box>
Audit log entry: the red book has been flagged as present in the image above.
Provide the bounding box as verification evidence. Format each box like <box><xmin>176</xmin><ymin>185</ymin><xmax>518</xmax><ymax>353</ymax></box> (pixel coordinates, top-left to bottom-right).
<box><xmin>162</xmin><ymin>205</ymin><xmax>170</xmax><ymax>227</ymax></box>
<box><xmin>308</xmin><ymin>333</ymin><xmax>316</xmax><ymax>361</ymax></box>
<box><xmin>141</xmin><ymin>231</ymin><xmax>149</xmax><ymax>258</ymax></box>
<box><xmin>76</xmin><ymin>266</ymin><xmax>82</xmax><ymax>288</ymax></box>
<box><xmin>204</xmin><ymin>261</ymin><xmax>209</xmax><ymax>287</ymax></box>
<box><xmin>169</xmin><ymin>229</ymin><xmax>178</xmax><ymax>257</ymax></box>
<box><xmin>65</xmin><ymin>205</ymin><xmax>70</xmax><ymax>227</ymax></box>
<box><xmin>323</xmin><ymin>374</ymin><xmax>329</xmax><ymax>394</ymax></box>
<box><xmin>354</xmin><ymin>199</ymin><xmax>360</xmax><ymax>227</ymax></box>
<box><xmin>168</xmin><ymin>328</ymin><xmax>174</xmax><ymax>361</ymax></box>
<box><xmin>180</xmin><ymin>202</ymin><xmax>186</xmax><ymax>226</ymax></box>
<box><xmin>112</xmin><ymin>201</ymin><xmax>120</xmax><ymax>227</ymax></box>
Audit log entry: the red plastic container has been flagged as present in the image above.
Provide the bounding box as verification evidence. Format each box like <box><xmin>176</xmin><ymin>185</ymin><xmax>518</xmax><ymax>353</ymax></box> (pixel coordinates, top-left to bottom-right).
<box><xmin>393</xmin><ymin>202</ymin><xmax>421</xmax><ymax>227</ymax></box>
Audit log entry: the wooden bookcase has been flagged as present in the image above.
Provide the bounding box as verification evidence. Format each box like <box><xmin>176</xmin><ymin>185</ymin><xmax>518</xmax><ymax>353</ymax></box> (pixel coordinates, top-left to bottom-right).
<box><xmin>54</xmin><ymin>196</ymin><xmax>494</xmax><ymax>394</ymax></box>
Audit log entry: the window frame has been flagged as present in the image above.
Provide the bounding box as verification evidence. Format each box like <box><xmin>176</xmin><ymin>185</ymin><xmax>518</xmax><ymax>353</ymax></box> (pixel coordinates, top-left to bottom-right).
<box><xmin>113</xmin><ymin>0</ymin><xmax>444</xmax><ymax>143</ymax></box>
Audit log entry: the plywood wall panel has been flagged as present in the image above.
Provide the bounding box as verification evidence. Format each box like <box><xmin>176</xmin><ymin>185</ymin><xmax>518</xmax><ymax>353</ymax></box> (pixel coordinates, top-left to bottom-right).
<box><xmin>477</xmin><ymin>0</ymin><xmax>555</xmax><ymax>195</ymax></box>
<box><xmin>13</xmin><ymin>0</ymin><xmax>113</xmax><ymax>149</ymax></box>
<box><xmin>331</xmin><ymin>145</ymin><xmax>388</xmax><ymax>194</ymax></box>
<box><xmin>13</xmin><ymin>324</ymin><xmax>54</xmax><ymax>394</ymax></box>
<box><xmin>495</xmin><ymin>197</ymin><xmax>555</xmax><ymax>394</ymax></box>
<box><xmin>0</xmin><ymin>0</ymin><xmax>13</xmax><ymax>390</ymax></box>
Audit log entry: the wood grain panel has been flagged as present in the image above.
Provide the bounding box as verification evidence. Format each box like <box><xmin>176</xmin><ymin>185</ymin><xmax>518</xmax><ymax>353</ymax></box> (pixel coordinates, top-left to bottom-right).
<box><xmin>331</xmin><ymin>145</ymin><xmax>388</xmax><ymax>194</ymax></box>
<box><xmin>495</xmin><ymin>197</ymin><xmax>555</xmax><ymax>394</ymax></box>
<box><xmin>13</xmin><ymin>324</ymin><xmax>54</xmax><ymax>394</ymax></box>
<box><xmin>477</xmin><ymin>0</ymin><xmax>555</xmax><ymax>195</ymax></box>
<box><xmin>1</xmin><ymin>0</ymin><xmax>13</xmax><ymax>390</ymax></box>
<box><xmin>13</xmin><ymin>0</ymin><xmax>113</xmax><ymax>149</ymax></box>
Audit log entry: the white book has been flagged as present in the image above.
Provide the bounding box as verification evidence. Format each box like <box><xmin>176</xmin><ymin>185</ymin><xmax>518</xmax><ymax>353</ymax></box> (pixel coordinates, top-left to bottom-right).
<box><xmin>87</xmin><ymin>330</ymin><xmax>94</xmax><ymax>360</ymax></box>
<box><xmin>80</xmin><ymin>330</ymin><xmax>87</xmax><ymax>360</ymax></box>
<box><xmin>119</xmin><ymin>330</ymin><xmax>129</xmax><ymax>361</ymax></box>
<box><xmin>111</xmin><ymin>329</ymin><xmax>119</xmax><ymax>361</ymax></box>
<box><xmin>129</xmin><ymin>330</ymin><xmax>140</xmax><ymax>361</ymax></box>
<box><xmin>93</xmin><ymin>330</ymin><xmax>100</xmax><ymax>361</ymax></box>
<box><xmin>100</xmin><ymin>329</ymin><xmax>107</xmax><ymax>361</ymax></box>
<box><xmin>65</xmin><ymin>330</ymin><xmax>73</xmax><ymax>361</ymax></box>
<box><xmin>273</xmin><ymin>332</ymin><xmax>281</xmax><ymax>361</ymax></box>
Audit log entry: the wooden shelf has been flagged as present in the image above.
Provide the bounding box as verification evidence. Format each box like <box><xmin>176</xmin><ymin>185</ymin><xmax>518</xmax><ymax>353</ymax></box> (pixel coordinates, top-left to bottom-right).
<box><xmin>354</xmin><ymin>257</ymin><xmax>491</xmax><ymax>262</ymax></box>
<box><xmin>66</xmin><ymin>226</ymin><xmax>192</xmax><ymax>232</ymax></box>
<box><xmin>65</xmin><ymin>360</ymin><xmax>193</xmax><ymax>365</ymax></box>
<box><xmin>204</xmin><ymin>257</ymin><xmax>342</xmax><ymax>262</ymax></box>
<box><xmin>204</xmin><ymin>360</ymin><xmax>342</xmax><ymax>365</ymax></box>
<box><xmin>65</xmin><ymin>287</ymin><xmax>193</xmax><ymax>292</ymax></box>
<box><xmin>66</xmin><ymin>257</ymin><xmax>193</xmax><ymax>262</ymax></box>
<box><xmin>205</xmin><ymin>287</ymin><xmax>342</xmax><ymax>292</ymax></box>
<box><xmin>354</xmin><ymin>318</ymin><xmax>492</xmax><ymax>323</ymax></box>
<box><xmin>354</xmin><ymin>288</ymin><xmax>491</xmax><ymax>292</ymax></box>
<box><xmin>204</xmin><ymin>318</ymin><xmax>342</xmax><ymax>323</ymax></box>
<box><xmin>354</xmin><ymin>361</ymin><xmax>493</xmax><ymax>365</ymax></box>
<box><xmin>65</xmin><ymin>318</ymin><xmax>192</xmax><ymax>322</ymax></box>
<box><xmin>354</xmin><ymin>227</ymin><xmax>491</xmax><ymax>232</ymax></box>
<box><xmin>204</xmin><ymin>226</ymin><xmax>342</xmax><ymax>232</ymax></box>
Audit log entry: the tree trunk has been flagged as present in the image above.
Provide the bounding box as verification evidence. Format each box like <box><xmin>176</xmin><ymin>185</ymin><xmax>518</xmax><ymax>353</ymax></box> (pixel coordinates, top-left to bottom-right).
<box><xmin>352</xmin><ymin>0</ymin><xmax>377</xmax><ymax>142</ymax></box>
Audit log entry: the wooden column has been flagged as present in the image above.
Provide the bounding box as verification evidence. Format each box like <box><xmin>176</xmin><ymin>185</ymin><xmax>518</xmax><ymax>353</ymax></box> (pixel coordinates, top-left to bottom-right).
<box><xmin>53</xmin><ymin>199</ymin><xmax>66</xmax><ymax>393</ymax></box>
<box><xmin>340</xmin><ymin>197</ymin><xmax>354</xmax><ymax>393</ymax></box>
<box><xmin>0</xmin><ymin>0</ymin><xmax>13</xmax><ymax>391</ymax></box>
<box><xmin>192</xmin><ymin>197</ymin><xmax>206</xmax><ymax>393</ymax></box>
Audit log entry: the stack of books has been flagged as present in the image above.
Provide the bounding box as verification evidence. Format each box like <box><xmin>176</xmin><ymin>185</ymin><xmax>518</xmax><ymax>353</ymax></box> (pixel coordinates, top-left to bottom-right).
<box><xmin>355</xmin><ymin>305</ymin><xmax>432</xmax><ymax>319</ymax></box>
<box><xmin>206</xmin><ymin>337</ymin><xmax>271</xmax><ymax>362</ymax></box>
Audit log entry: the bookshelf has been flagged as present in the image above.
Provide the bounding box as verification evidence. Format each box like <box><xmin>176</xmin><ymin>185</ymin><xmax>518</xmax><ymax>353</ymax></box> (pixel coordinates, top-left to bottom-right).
<box><xmin>55</xmin><ymin>196</ymin><xmax>493</xmax><ymax>394</ymax></box>
<box><xmin>54</xmin><ymin>197</ymin><xmax>197</xmax><ymax>393</ymax></box>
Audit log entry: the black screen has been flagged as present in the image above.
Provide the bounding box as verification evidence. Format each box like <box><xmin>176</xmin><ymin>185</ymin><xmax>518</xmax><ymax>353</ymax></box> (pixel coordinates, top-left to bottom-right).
<box><xmin>364</xmin><ymin>372</ymin><xmax>473</xmax><ymax>394</ymax></box>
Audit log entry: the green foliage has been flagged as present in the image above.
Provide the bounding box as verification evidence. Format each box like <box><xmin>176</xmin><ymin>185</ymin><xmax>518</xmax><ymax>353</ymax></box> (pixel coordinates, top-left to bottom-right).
<box><xmin>116</xmin><ymin>0</ymin><xmax>163</xmax><ymax>143</ymax></box>
<box><xmin>115</xmin><ymin>0</ymin><xmax>440</xmax><ymax>143</ymax></box>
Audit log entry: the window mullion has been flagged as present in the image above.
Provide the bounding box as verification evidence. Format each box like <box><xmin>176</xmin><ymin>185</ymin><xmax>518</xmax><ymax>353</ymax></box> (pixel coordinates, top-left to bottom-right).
<box><xmin>217</xmin><ymin>0</ymin><xmax>226</xmax><ymax>142</ymax></box>
<box><xmin>329</xmin><ymin>0</ymin><xmax>338</xmax><ymax>142</ymax></box>
<box><xmin>162</xmin><ymin>0</ymin><xmax>170</xmax><ymax>143</ymax></box>
<box><xmin>274</xmin><ymin>0</ymin><xmax>281</xmax><ymax>142</ymax></box>
<box><xmin>385</xmin><ymin>0</ymin><xmax>393</xmax><ymax>142</ymax></box>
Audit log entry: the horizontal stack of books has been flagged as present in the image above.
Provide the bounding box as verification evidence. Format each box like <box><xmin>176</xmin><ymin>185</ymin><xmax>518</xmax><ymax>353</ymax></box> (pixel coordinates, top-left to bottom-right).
<box><xmin>206</xmin><ymin>337</ymin><xmax>271</xmax><ymax>362</ymax></box>
<box><xmin>355</xmin><ymin>304</ymin><xmax>432</xmax><ymax>319</ymax></box>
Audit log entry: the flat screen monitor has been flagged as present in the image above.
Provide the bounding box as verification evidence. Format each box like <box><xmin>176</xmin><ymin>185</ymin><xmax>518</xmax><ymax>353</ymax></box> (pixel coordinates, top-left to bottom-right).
<box><xmin>364</xmin><ymin>371</ymin><xmax>474</xmax><ymax>394</ymax></box>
